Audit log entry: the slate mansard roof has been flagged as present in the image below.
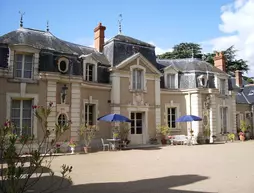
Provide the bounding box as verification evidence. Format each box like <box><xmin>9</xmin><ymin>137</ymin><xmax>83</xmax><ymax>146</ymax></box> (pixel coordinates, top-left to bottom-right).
<box><xmin>0</xmin><ymin>27</ymin><xmax>110</xmax><ymax>65</ymax></box>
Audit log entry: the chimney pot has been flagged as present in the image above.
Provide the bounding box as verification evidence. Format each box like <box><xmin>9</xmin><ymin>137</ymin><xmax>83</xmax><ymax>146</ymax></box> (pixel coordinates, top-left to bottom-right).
<box><xmin>94</xmin><ymin>22</ymin><xmax>106</xmax><ymax>52</ymax></box>
<box><xmin>214</xmin><ymin>51</ymin><xmax>226</xmax><ymax>72</ymax></box>
<box><xmin>235</xmin><ymin>70</ymin><xmax>243</xmax><ymax>87</ymax></box>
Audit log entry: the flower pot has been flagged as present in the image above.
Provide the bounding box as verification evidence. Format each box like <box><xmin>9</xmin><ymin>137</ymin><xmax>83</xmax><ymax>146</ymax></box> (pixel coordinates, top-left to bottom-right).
<box><xmin>84</xmin><ymin>146</ymin><xmax>88</xmax><ymax>154</ymax></box>
<box><xmin>70</xmin><ymin>147</ymin><xmax>75</xmax><ymax>154</ymax></box>
<box><xmin>161</xmin><ymin>138</ymin><xmax>167</xmax><ymax>145</ymax></box>
<box><xmin>240</xmin><ymin>135</ymin><xmax>245</xmax><ymax>141</ymax></box>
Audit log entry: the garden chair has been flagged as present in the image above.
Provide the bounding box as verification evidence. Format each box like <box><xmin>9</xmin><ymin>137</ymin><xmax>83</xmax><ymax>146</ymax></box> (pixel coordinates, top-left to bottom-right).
<box><xmin>101</xmin><ymin>138</ymin><xmax>111</xmax><ymax>151</ymax></box>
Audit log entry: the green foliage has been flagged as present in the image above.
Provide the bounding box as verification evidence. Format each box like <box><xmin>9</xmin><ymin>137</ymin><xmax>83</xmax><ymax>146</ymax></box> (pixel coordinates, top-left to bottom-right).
<box><xmin>78</xmin><ymin>123</ymin><xmax>99</xmax><ymax>147</ymax></box>
<box><xmin>240</xmin><ymin>120</ymin><xmax>249</xmax><ymax>132</ymax></box>
<box><xmin>227</xmin><ymin>133</ymin><xmax>235</xmax><ymax>141</ymax></box>
<box><xmin>0</xmin><ymin>102</ymin><xmax>72</xmax><ymax>193</ymax></box>
<box><xmin>158</xmin><ymin>43</ymin><xmax>250</xmax><ymax>76</ymax></box>
<box><xmin>157</xmin><ymin>42</ymin><xmax>202</xmax><ymax>59</ymax></box>
<box><xmin>156</xmin><ymin>125</ymin><xmax>170</xmax><ymax>138</ymax></box>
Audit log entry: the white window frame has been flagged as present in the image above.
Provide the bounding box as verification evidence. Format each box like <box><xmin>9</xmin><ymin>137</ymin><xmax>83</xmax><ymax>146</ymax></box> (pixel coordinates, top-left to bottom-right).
<box><xmin>219</xmin><ymin>79</ymin><xmax>226</xmax><ymax>95</ymax></box>
<box><xmin>164</xmin><ymin>68</ymin><xmax>178</xmax><ymax>89</ymax></box>
<box><xmin>6</xmin><ymin>93</ymin><xmax>39</xmax><ymax>138</ymax></box>
<box><xmin>83</xmin><ymin>98</ymin><xmax>98</xmax><ymax>126</ymax></box>
<box><xmin>166</xmin><ymin>73</ymin><xmax>177</xmax><ymax>89</ymax></box>
<box><xmin>130</xmin><ymin>65</ymin><xmax>146</xmax><ymax>92</ymax></box>
<box><xmin>167</xmin><ymin>107</ymin><xmax>177</xmax><ymax>129</ymax></box>
<box><xmin>81</xmin><ymin>54</ymin><xmax>98</xmax><ymax>82</ymax></box>
<box><xmin>220</xmin><ymin>106</ymin><xmax>228</xmax><ymax>133</ymax></box>
<box><xmin>84</xmin><ymin>103</ymin><xmax>95</xmax><ymax>125</ymax></box>
<box><xmin>130</xmin><ymin>112</ymin><xmax>143</xmax><ymax>135</ymax></box>
<box><xmin>85</xmin><ymin>63</ymin><xmax>95</xmax><ymax>82</ymax></box>
<box><xmin>164</xmin><ymin>102</ymin><xmax>180</xmax><ymax>130</ymax></box>
<box><xmin>14</xmin><ymin>53</ymin><xmax>34</xmax><ymax>79</ymax></box>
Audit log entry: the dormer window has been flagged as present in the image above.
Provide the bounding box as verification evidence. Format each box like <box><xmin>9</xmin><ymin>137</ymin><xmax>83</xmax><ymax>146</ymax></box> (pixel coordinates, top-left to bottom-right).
<box><xmin>197</xmin><ymin>74</ymin><xmax>208</xmax><ymax>87</ymax></box>
<box><xmin>248</xmin><ymin>90</ymin><xmax>254</xmax><ymax>96</ymax></box>
<box><xmin>85</xmin><ymin>63</ymin><xmax>94</xmax><ymax>81</ymax></box>
<box><xmin>219</xmin><ymin>79</ymin><xmax>226</xmax><ymax>95</ymax></box>
<box><xmin>132</xmin><ymin>68</ymin><xmax>144</xmax><ymax>90</ymax></box>
<box><xmin>166</xmin><ymin>74</ymin><xmax>176</xmax><ymax>89</ymax></box>
<box><xmin>14</xmin><ymin>53</ymin><xmax>33</xmax><ymax>79</ymax></box>
<box><xmin>57</xmin><ymin>57</ymin><xmax>69</xmax><ymax>73</ymax></box>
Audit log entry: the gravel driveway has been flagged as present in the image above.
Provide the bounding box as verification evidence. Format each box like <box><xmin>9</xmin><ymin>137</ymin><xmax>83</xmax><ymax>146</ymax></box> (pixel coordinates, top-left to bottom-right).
<box><xmin>32</xmin><ymin>141</ymin><xmax>254</xmax><ymax>193</ymax></box>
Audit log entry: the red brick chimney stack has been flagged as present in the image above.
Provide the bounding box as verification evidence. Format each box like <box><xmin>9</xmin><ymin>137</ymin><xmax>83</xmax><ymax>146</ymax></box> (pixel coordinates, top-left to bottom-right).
<box><xmin>214</xmin><ymin>52</ymin><xmax>226</xmax><ymax>72</ymax></box>
<box><xmin>235</xmin><ymin>70</ymin><xmax>242</xmax><ymax>87</ymax></box>
<box><xmin>94</xmin><ymin>22</ymin><xmax>106</xmax><ymax>52</ymax></box>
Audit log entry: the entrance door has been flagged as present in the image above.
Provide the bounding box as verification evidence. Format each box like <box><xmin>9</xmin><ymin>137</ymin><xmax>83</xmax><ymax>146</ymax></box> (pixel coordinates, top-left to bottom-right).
<box><xmin>130</xmin><ymin>112</ymin><xmax>144</xmax><ymax>145</ymax></box>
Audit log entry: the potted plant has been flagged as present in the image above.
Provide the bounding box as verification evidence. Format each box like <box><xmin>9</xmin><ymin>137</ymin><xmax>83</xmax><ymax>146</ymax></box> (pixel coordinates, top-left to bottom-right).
<box><xmin>239</xmin><ymin>120</ymin><xmax>247</xmax><ymax>141</ymax></box>
<box><xmin>156</xmin><ymin>125</ymin><xmax>170</xmax><ymax>145</ymax></box>
<box><xmin>78</xmin><ymin>123</ymin><xmax>99</xmax><ymax>153</ymax></box>
<box><xmin>203</xmin><ymin>128</ymin><xmax>210</xmax><ymax>144</ymax></box>
<box><xmin>118</xmin><ymin>123</ymin><xmax>131</xmax><ymax>148</ymax></box>
<box><xmin>68</xmin><ymin>139</ymin><xmax>76</xmax><ymax>154</ymax></box>
<box><xmin>227</xmin><ymin>133</ymin><xmax>235</xmax><ymax>142</ymax></box>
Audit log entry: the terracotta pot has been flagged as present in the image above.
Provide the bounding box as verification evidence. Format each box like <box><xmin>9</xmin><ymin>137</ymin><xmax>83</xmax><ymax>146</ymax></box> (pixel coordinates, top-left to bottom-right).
<box><xmin>161</xmin><ymin>138</ymin><xmax>167</xmax><ymax>145</ymax></box>
<box><xmin>84</xmin><ymin>146</ymin><xmax>88</xmax><ymax>154</ymax></box>
<box><xmin>240</xmin><ymin>135</ymin><xmax>245</xmax><ymax>141</ymax></box>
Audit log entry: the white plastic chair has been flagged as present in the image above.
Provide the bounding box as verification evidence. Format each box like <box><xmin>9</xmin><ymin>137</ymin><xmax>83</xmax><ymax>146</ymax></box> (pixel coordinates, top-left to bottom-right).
<box><xmin>101</xmin><ymin>138</ymin><xmax>110</xmax><ymax>151</ymax></box>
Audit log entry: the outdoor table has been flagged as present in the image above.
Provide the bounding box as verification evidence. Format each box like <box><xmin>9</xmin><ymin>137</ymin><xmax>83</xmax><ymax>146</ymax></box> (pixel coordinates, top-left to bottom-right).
<box><xmin>107</xmin><ymin>138</ymin><xmax>120</xmax><ymax>150</ymax></box>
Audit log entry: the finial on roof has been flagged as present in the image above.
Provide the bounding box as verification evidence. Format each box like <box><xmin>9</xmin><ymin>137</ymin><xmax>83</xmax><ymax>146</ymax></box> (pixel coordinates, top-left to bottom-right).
<box><xmin>46</xmin><ymin>20</ymin><xmax>49</xmax><ymax>32</ymax></box>
<box><xmin>118</xmin><ymin>14</ymin><xmax>123</xmax><ymax>34</ymax></box>
<box><xmin>19</xmin><ymin>11</ymin><xmax>25</xmax><ymax>28</ymax></box>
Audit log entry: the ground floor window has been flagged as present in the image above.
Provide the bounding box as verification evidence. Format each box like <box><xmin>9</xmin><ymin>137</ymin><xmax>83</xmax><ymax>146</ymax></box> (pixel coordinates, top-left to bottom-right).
<box><xmin>220</xmin><ymin>107</ymin><xmax>227</xmax><ymax>133</ymax></box>
<box><xmin>11</xmin><ymin>99</ymin><xmax>33</xmax><ymax>136</ymax></box>
<box><xmin>236</xmin><ymin>114</ymin><xmax>240</xmax><ymax>130</ymax></box>
<box><xmin>58</xmin><ymin>113</ymin><xmax>67</xmax><ymax>126</ymax></box>
<box><xmin>130</xmin><ymin>112</ymin><xmax>143</xmax><ymax>134</ymax></box>
<box><xmin>85</xmin><ymin>104</ymin><xmax>95</xmax><ymax>125</ymax></box>
<box><xmin>167</xmin><ymin>107</ymin><xmax>176</xmax><ymax>128</ymax></box>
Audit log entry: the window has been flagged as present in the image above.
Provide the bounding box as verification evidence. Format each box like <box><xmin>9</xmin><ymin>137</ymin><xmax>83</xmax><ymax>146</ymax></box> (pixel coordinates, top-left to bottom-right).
<box><xmin>220</xmin><ymin>107</ymin><xmax>227</xmax><ymax>133</ymax></box>
<box><xmin>57</xmin><ymin>57</ymin><xmax>69</xmax><ymax>73</ymax></box>
<box><xmin>130</xmin><ymin>112</ymin><xmax>143</xmax><ymax>134</ymax></box>
<box><xmin>14</xmin><ymin>54</ymin><xmax>33</xmax><ymax>79</ymax></box>
<box><xmin>236</xmin><ymin>114</ymin><xmax>240</xmax><ymax>130</ymax></box>
<box><xmin>85</xmin><ymin>64</ymin><xmax>94</xmax><ymax>81</ymax></box>
<box><xmin>58</xmin><ymin>114</ymin><xmax>67</xmax><ymax>126</ymax></box>
<box><xmin>11</xmin><ymin>99</ymin><xmax>32</xmax><ymax>136</ymax></box>
<box><xmin>219</xmin><ymin>79</ymin><xmax>226</xmax><ymax>95</ymax></box>
<box><xmin>85</xmin><ymin>104</ymin><xmax>95</xmax><ymax>125</ymax></box>
<box><xmin>132</xmin><ymin>69</ymin><xmax>143</xmax><ymax>90</ymax></box>
<box><xmin>167</xmin><ymin>108</ymin><xmax>176</xmax><ymax>128</ymax></box>
<box><xmin>167</xmin><ymin>74</ymin><xmax>176</xmax><ymax>89</ymax></box>
<box><xmin>248</xmin><ymin>90</ymin><xmax>254</xmax><ymax>96</ymax></box>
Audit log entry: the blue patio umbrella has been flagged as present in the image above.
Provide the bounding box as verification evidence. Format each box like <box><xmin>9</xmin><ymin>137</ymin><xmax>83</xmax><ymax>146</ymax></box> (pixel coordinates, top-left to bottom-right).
<box><xmin>97</xmin><ymin>113</ymin><xmax>131</xmax><ymax>122</ymax></box>
<box><xmin>176</xmin><ymin>115</ymin><xmax>202</xmax><ymax>122</ymax></box>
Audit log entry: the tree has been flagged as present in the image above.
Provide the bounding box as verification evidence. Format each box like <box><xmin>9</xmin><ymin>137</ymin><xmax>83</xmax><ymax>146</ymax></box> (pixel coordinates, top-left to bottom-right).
<box><xmin>158</xmin><ymin>43</ymin><xmax>249</xmax><ymax>74</ymax></box>
<box><xmin>157</xmin><ymin>43</ymin><xmax>202</xmax><ymax>59</ymax></box>
<box><xmin>0</xmin><ymin>102</ymin><xmax>73</xmax><ymax>193</ymax></box>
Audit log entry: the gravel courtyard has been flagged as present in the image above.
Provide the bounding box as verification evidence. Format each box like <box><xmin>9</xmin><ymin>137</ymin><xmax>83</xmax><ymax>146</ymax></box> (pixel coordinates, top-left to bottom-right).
<box><xmin>38</xmin><ymin>141</ymin><xmax>254</xmax><ymax>193</ymax></box>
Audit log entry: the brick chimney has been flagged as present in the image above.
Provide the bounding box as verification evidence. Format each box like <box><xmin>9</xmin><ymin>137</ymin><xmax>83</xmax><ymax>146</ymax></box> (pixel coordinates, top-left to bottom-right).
<box><xmin>214</xmin><ymin>52</ymin><xmax>226</xmax><ymax>72</ymax></box>
<box><xmin>94</xmin><ymin>22</ymin><xmax>106</xmax><ymax>52</ymax></box>
<box><xmin>235</xmin><ymin>70</ymin><xmax>242</xmax><ymax>87</ymax></box>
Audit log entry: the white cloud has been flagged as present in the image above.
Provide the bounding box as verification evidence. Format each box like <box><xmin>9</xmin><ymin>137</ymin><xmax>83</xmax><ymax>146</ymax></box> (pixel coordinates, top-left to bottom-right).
<box><xmin>148</xmin><ymin>41</ymin><xmax>173</xmax><ymax>55</ymax></box>
<box><xmin>204</xmin><ymin>0</ymin><xmax>254</xmax><ymax>76</ymax></box>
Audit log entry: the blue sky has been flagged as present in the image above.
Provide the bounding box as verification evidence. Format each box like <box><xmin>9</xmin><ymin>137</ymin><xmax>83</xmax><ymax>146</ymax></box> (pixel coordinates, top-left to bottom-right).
<box><xmin>1</xmin><ymin>0</ymin><xmax>254</xmax><ymax>76</ymax></box>
<box><xmin>0</xmin><ymin>0</ymin><xmax>231</xmax><ymax>51</ymax></box>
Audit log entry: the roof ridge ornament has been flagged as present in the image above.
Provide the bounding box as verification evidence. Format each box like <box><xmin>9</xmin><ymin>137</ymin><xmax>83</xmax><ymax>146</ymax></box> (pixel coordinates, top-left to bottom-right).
<box><xmin>46</xmin><ymin>20</ymin><xmax>49</xmax><ymax>32</ymax></box>
<box><xmin>118</xmin><ymin>14</ymin><xmax>123</xmax><ymax>34</ymax></box>
<box><xmin>19</xmin><ymin>11</ymin><xmax>25</xmax><ymax>28</ymax></box>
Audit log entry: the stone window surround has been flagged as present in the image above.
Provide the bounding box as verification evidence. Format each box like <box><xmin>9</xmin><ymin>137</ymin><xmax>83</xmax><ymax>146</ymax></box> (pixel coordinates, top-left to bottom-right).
<box><xmin>56</xmin><ymin>112</ymin><xmax>69</xmax><ymax>126</ymax></box>
<box><xmin>164</xmin><ymin>102</ymin><xmax>180</xmax><ymax>130</ymax></box>
<box><xmin>215</xmin><ymin>74</ymin><xmax>229</xmax><ymax>95</ymax></box>
<box><xmin>7</xmin><ymin>45</ymin><xmax>39</xmax><ymax>82</ymax></box>
<box><xmin>217</xmin><ymin>105</ymin><xmax>229</xmax><ymax>134</ymax></box>
<box><xmin>81</xmin><ymin>54</ymin><xmax>98</xmax><ymax>82</ymax></box>
<box><xmin>129</xmin><ymin>65</ymin><xmax>147</xmax><ymax>92</ymax></box>
<box><xmin>6</xmin><ymin>92</ymin><xmax>39</xmax><ymax>138</ymax></box>
<box><xmin>82</xmin><ymin>97</ymin><xmax>99</xmax><ymax>126</ymax></box>
<box><xmin>163</xmin><ymin>67</ymin><xmax>178</xmax><ymax>89</ymax></box>
<box><xmin>57</xmin><ymin>57</ymin><xmax>69</xmax><ymax>73</ymax></box>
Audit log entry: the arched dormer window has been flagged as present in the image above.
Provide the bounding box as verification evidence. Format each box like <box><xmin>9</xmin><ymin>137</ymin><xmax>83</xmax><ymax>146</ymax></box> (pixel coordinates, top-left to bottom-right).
<box><xmin>57</xmin><ymin>57</ymin><xmax>69</xmax><ymax>73</ymax></box>
<box><xmin>197</xmin><ymin>74</ymin><xmax>208</xmax><ymax>87</ymax></box>
<box><xmin>130</xmin><ymin>65</ymin><xmax>146</xmax><ymax>92</ymax></box>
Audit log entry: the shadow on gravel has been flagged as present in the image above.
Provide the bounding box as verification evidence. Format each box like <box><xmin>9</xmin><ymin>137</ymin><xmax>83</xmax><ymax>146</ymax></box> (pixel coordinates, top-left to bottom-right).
<box><xmin>25</xmin><ymin>174</ymin><xmax>214</xmax><ymax>193</ymax></box>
